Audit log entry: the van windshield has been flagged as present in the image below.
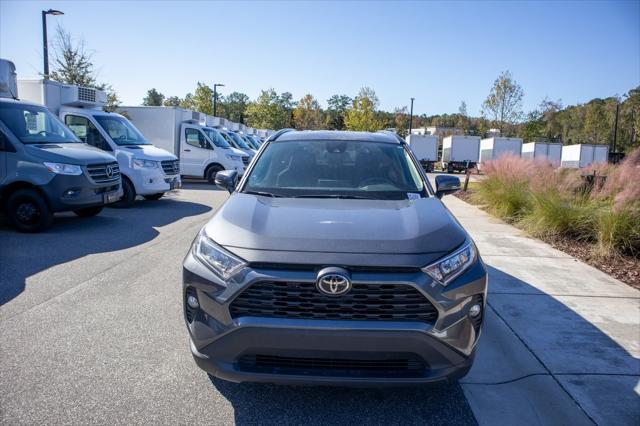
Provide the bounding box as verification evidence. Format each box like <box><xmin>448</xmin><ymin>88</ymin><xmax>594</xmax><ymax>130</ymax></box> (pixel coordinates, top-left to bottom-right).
<box><xmin>0</xmin><ymin>102</ymin><xmax>80</xmax><ymax>144</ymax></box>
<box><xmin>94</xmin><ymin>115</ymin><xmax>150</xmax><ymax>145</ymax></box>
<box><xmin>244</xmin><ymin>140</ymin><xmax>425</xmax><ymax>200</ymax></box>
<box><xmin>228</xmin><ymin>132</ymin><xmax>251</xmax><ymax>150</ymax></box>
<box><xmin>203</xmin><ymin>128</ymin><xmax>231</xmax><ymax>148</ymax></box>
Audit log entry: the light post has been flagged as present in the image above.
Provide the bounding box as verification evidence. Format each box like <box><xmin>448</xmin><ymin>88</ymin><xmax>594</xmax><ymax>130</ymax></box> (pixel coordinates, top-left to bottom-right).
<box><xmin>408</xmin><ymin>97</ymin><xmax>415</xmax><ymax>135</ymax></box>
<box><xmin>213</xmin><ymin>83</ymin><xmax>224</xmax><ymax>116</ymax></box>
<box><xmin>42</xmin><ymin>9</ymin><xmax>64</xmax><ymax>79</ymax></box>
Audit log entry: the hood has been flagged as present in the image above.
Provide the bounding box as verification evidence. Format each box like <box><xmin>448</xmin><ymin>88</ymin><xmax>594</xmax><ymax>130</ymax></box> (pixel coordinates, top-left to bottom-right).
<box><xmin>118</xmin><ymin>144</ymin><xmax>177</xmax><ymax>160</ymax></box>
<box><xmin>205</xmin><ymin>194</ymin><xmax>467</xmax><ymax>261</ymax></box>
<box><xmin>25</xmin><ymin>143</ymin><xmax>117</xmax><ymax>165</ymax></box>
<box><xmin>227</xmin><ymin>147</ymin><xmax>248</xmax><ymax>157</ymax></box>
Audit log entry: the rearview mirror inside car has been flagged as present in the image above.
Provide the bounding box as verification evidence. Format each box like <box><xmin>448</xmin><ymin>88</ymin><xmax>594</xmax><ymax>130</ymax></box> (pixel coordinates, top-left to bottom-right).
<box><xmin>435</xmin><ymin>175</ymin><xmax>461</xmax><ymax>199</ymax></box>
<box><xmin>214</xmin><ymin>169</ymin><xmax>238</xmax><ymax>194</ymax></box>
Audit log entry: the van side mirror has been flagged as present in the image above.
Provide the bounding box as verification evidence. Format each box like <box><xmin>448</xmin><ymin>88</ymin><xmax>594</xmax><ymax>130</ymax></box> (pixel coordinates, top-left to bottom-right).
<box><xmin>435</xmin><ymin>175</ymin><xmax>461</xmax><ymax>199</ymax></box>
<box><xmin>214</xmin><ymin>169</ymin><xmax>238</xmax><ymax>194</ymax></box>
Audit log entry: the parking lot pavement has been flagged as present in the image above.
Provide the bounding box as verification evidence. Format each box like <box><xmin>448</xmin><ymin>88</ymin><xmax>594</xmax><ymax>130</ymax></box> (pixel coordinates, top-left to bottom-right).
<box><xmin>441</xmin><ymin>194</ymin><xmax>640</xmax><ymax>426</ymax></box>
<box><xmin>0</xmin><ymin>183</ymin><xmax>477</xmax><ymax>426</ymax></box>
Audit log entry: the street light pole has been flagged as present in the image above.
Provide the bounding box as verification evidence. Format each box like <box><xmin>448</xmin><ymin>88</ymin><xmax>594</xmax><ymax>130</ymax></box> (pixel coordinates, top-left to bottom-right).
<box><xmin>213</xmin><ymin>83</ymin><xmax>224</xmax><ymax>116</ymax></box>
<box><xmin>41</xmin><ymin>9</ymin><xmax>64</xmax><ymax>79</ymax></box>
<box><xmin>408</xmin><ymin>97</ymin><xmax>415</xmax><ymax>136</ymax></box>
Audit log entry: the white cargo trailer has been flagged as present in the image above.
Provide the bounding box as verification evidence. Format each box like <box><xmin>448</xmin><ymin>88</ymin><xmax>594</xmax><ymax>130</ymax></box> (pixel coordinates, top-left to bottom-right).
<box><xmin>522</xmin><ymin>142</ymin><xmax>562</xmax><ymax>167</ymax></box>
<box><xmin>120</xmin><ymin>106</ymin><xmax>248</xmax><ymax>182</ymax></box>
<box><xmin>480</xmin><ymin>137</ymin><xmax>523</xmax><ymax>165</ymax></box>
<box><xmin>560</xmin><ymin>144</ymin><xmax>609</xmax><ymax>168</ymax></box>
<box><xmin>441</xmin><ymin>135</ymin><xmax>481</xmax><ymax>173</ymax></box>
<box><xmin>406</xmin><ymin>134</ymin><xmax>438</xmax><ymax>172</ymax></box>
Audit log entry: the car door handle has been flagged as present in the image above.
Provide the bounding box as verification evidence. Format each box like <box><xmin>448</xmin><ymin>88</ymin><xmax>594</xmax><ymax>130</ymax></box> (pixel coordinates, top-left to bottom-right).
<box><xmin>184</xmin><ymin>149</ymin><xmax>191</xmax><ymax>152</ymax></box>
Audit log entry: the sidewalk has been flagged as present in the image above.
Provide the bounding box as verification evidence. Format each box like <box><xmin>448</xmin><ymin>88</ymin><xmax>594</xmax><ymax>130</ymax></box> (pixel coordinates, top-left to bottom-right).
<box><xmin>442</xmin><ymin>195</ymin><xmax>640</xmax><ymax>426</ymax></box>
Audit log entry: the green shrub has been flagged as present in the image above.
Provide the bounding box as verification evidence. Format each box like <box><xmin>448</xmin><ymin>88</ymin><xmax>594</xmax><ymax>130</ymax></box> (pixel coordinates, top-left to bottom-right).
<box><xmin>595</xmin><ymin>208</ymin><xmax>640</xmax><ymax>258</ymax></box>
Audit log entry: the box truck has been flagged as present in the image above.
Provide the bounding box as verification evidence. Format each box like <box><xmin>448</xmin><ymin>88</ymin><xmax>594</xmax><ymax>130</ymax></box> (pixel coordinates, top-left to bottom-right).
<box><xmin>441</xmin><ymin>135</ymin><xmax>481</xmax><ymax>173</ymax></box>
<box><xmin>120</xmin><ymin>106</ymin><xmax>248</xmax><ymax>183</ymax></box>
<box><xmin>560</xmin><ymin>144</ymin><xmax>609</xmax><ymax>168</ymax></box>
<box><xmin>479</xmin><ymin>137</ymin><xmax>523</xmax><ymax>165</ymax></box>
<box><xmin>406</xmin><ymin>134</ymin><xmax>438</xmax><ymax>172</ymax></box>
<box><xmin>522</xmin><ymin>142</ymin><xmax>562</xmax><ymax>167</ymax></box>
<box><xmin>1</xmin><ymin>59</ymin><xmax>122</xmax><ymax>231</ymax></box>
<box><xmin>18</xmin><ymin>79</ymin><xmax>178</xmax><ymax>207</ymax></box>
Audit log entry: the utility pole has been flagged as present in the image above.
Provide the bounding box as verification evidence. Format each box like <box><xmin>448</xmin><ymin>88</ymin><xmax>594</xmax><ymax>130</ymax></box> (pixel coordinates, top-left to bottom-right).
<box><xmin>409</xmin><ymin>98</ymin><xmax>415</xmax><ymax>135</ymax></box>
<box><xmin>611</xmin><ymin>102</ymin><xmax>619</xmax><ymax>153</ymax></box>
<box><xmin>42</xmin><ymin>9</ymin><xmax>64</xmax><ymax>79</ymax></box>
<box><xmin>213</xmin><ymin>83</ymin><xmax>224</xmax><ymax>116</ymax></box>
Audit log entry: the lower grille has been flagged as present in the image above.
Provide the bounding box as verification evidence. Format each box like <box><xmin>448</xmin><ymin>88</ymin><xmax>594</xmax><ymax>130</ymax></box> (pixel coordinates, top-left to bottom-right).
<box><xmin>230</xmin><ymin>281</ymin><xmax>438</xmax><ymax>323</ymax></box>
<box><xmin>161</xmin><ymin>160</ymin><xmax>180</xmax><ymax>175</ymax></box>
<box><xmin>237</xmin><ymin>354</ymin><xmax>426</xmax><ymax>377</ymax></box>
<box><xmin>241</xmin><ymin>156</ymin><xmax>249</xmax><ymax>166</ymax></box>
<box><xmin>86</xmin><ymin>162</ymin><xmax>120</xmax><ymax>184</ymax></box>
<box><xmin>94</xmin><ymin>184</ymin><xmax>119</xmax><ymax>194</ymax></box>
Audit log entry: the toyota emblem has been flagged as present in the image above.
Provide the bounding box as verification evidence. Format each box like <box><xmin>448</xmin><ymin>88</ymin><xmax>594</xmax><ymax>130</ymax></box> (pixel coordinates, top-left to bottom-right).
<box><xmin>317</xmin><ymin>271</ymin><xmax>351</xmax><ymax>296</ymax></box>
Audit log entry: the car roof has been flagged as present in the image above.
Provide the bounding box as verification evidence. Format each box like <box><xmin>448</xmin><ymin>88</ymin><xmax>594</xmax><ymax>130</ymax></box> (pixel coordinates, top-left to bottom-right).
<box><xmin>275</xmin><ymin>130</ymin><xmax>402</xmax><ymax>144</ymax></box>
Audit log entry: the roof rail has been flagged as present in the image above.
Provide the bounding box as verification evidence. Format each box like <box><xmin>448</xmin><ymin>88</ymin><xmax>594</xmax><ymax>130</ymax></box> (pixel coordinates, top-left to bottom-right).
<box><xmin>376</xmin><ymin>130</ymin><xmax>406</xmax><ymax>144</ymax></box>
<box><xmin>265</xmin><ymin>128</ymin><xmax>294</xmax><ymax>142</ymax></box>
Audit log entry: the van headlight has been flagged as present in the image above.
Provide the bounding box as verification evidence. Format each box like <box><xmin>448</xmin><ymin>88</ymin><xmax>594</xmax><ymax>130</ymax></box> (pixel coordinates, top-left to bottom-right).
<box><xmin>225</xmin><ymin>154</ymin><xmax>242</xmax><ymax>161</ymax></box>
<box><xmin>132</xmin><ymin>158</ymin><xmax>158</xmax><ymax>169</ymax></box>
<box><xmin>193</xmin><ymin>230</ymin><xmax>247</xmax><ymax>280</ymax></box>
<box><xmin>422</xmin><ymin>241</ymin><xmax>477</xmax><ymax>286</ymax></box>
<box><xmin>43</xmin><ymin>162</ymin><xmax>82</xmax><ymax>175</ymax></box>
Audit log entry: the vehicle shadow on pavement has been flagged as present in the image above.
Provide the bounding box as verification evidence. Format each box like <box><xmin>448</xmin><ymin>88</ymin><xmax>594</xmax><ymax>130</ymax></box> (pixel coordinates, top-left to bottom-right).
<box><xmin>210</xmin><ymin>376</ymin><xmax>478</xmax><ymax>426</ymax></box>
<box><xmin>0</xmin><ymin>197</ymin><xmax>211</xmax><ymax>306</ymax></box>
<box><xmin>462</xmin><ymin>265</ymin><xmax>640</xmax><ymax>425</ymax></box>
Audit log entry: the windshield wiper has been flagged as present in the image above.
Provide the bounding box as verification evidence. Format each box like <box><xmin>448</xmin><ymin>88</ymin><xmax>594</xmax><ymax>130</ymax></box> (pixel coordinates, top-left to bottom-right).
<box><xmin>243</xmin><ymin>190</ymin><xmax>282</xmax><ymax>198</ymax></box>
<box><xmin>293</xmin><ymin>194</ymin><xmax>376</xmax><ymax>199</ymax></box>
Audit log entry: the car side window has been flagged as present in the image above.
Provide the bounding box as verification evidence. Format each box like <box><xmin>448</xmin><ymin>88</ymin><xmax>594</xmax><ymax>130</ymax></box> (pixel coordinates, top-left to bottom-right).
<box><xmin>185</xmin><ymin>128</ymin><xmax>210</xmax><ymax>149</ymax></box>
<box><xmin>64</xmin><ymin>115</ymin><xmax>112</xmax><ymax>151</ymax></box>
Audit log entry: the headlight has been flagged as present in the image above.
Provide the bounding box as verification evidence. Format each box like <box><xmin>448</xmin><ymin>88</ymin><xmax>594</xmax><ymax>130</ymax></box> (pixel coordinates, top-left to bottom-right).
<box><xmin>132</xmin><ymin>158</ymin><xmax>158</xmax><ymax>169</ymax></box>
<box><xmin>193</xmin><ymin>231</ymin><xmax>247</xmax><ymax>280</ymax></box>
<box><xmin>422</xmin><ymin>241</ymin><xmax>477</xmax><ymax>286</ymax></box>
<box><xmin>225</xmin><ymin>154</ymin><xmax>242</xmax><ymax>161</ymax></box>
<box><xmin>43</xmin><ymin>162</ymin><xmax>82</xmax><ymax>175</ymax></box>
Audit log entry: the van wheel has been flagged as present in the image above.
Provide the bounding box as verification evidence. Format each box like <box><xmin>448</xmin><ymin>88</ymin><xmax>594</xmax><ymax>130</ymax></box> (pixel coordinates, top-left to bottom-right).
<box><xmin>73</xmin><ymin>206</ymin><xmax>104</xmax><ymax>217</ymax></box>
<box><xmin>112</xmin><ymin>178</ymin><xmax>135</xmax><ymax>208</ymax></box>
<box><xmin>206</xmin><ymin>165</ymin><xmax>224</xmax><ymax>184</ymax></box>
<box><xmin>143</xmin><ymin>193</ymin><xmax>164</xmax><ymax>200</ymax></box>
<box><xmin>5</xmin><ymin>189</ymin><xmax>53</xmax><ymax>233</ymax></box>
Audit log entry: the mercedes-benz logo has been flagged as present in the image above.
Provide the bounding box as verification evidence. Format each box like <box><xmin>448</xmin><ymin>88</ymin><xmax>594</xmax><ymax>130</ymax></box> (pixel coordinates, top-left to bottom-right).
<box><xmin>317</xmin><ymin>272</ymin><xmax>351</xmax><ymax>296</ymax></box>
<box><xmin>105</xmin><ymin>165</ymin><xmax>113</xmax><ymax>178</ymax></box>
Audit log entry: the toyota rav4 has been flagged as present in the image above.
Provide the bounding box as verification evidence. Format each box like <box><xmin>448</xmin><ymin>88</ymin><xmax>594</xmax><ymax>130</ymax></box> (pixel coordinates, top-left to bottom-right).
<box><xmin>183</xmin><ymin>130</ymin><xmax>487</xmax><ymax>385</ymax></box>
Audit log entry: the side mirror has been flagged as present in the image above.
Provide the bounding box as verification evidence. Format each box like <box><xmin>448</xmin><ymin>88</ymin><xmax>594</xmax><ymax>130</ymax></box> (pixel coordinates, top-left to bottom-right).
<box><xmin>214</xmin><ymin>169</ymin><xmax>238</xmax><ymax>194</ymax></box>
<box><xmin>435</xmin><ymin>175</ymin><xmax>461</xmax><ymax>199</ymax></box>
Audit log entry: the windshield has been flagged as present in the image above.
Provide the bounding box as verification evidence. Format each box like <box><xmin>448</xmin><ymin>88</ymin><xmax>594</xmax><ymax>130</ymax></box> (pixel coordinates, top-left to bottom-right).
<box><xmin>0</xmin><ymin>102</ymin><xmax>80</xmax><ymax>144</ymax></box>
<box><xmin>243</xmin><ymin>140</ymin><xmax>425</xmax><ymax>199</ymax></box>
<box><xmin>94</xmin><ymin>115</ymin><xmax>150</xmax><ymax>145</ymax></box>
<box><xmin>203</xmin><ymin>128</ymin><xmax>231</xmax><ymax>148</ymax></box>
<box><xmin>242</xmin><ymin>135</ymin><xmax>259</xmax><ymax>150</ymax></box>
<box><xmin>228</xmin><ymin>132</ymin><xmax>251</xmax><ymax>150</ymax></box>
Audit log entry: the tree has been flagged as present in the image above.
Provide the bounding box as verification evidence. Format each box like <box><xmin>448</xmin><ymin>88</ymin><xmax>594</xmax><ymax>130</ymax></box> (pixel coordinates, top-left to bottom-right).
<box><xmin>179</xmin><ymin>93</ymin><xmax>195</xmax><ymax>110</ymax></box>
<box><xmin>293</xmin><ymin>94</ymin><xmax>323</xmax><ymax>130</ymax></box>
<box><xmin>163</xmin><ymin>96</ymin><xmax>181</xmax><ymax>107</ymax></box>
<box><xmin>222</xmin><ymin>92</ymin><xmax>250</xmax><ymax>122</ymax></box>
<box><xmin>192</xmin><ymin>83</ymin><xmax>214</xmax><ymax>115</ymax></box>
<box><xmin>345</xmin><ymin>87</ymin><xmax>384</xmax><ymax>132</ymax></box>
<box><xmin>458</xmin><ymin>101</ymin><xmax>468</xmax><ymax>117</ymax></box>
<box><xmin>325</xmin><ymin>95</ymin><xmax>352</xmax><ymax>130</ymax></box>
<box><xmin>245</xmin><ymin>89</ymin><xmax>292</xmax><ymax>129</ymax></box>
<box><xmin>457</xmin><ymin>101</ymin><xmax>469</xmax><ymax>132</ymax></box>
<box><xmin>539</xmin><ymin>97</ymin><xmax>563</xmax><ymax>141</ymax></box>
<box><xmin>142</xmin><ymin>88</ymin><xmax>165</xmax><ymax>106</ymax></box>
<box><xmin>482</xmin><ymin>71</ymin><xmax>524</xmax><ymax>133</ymax></box>
<box><xmin>394</xmin><ymin>106</ymin><xmax>409</xmax><ymax>138</ymax></box>
<box><xmin>583</xmin><ymin>99</ymin><xmax>609</xmax><ymax>144</ymax></box>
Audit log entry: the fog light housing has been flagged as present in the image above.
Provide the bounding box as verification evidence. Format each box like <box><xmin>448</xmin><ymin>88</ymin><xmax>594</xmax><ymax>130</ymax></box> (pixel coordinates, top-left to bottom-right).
<box><xmin>187</xmin><ymin>295</ymin><xmax>199</xmax><ymax>309</ymax></box>
<box><xmin>469</xmin><ymin>304</ymin><xmax>481</xmax><ymax>318</ymax></box>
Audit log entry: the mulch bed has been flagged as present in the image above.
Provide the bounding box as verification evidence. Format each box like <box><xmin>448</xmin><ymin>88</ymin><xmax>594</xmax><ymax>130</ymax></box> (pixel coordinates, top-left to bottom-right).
<box><xmin>453</xmin><ymin>190</ymin><xmax>640</xmax><ymax>290</ymax></box>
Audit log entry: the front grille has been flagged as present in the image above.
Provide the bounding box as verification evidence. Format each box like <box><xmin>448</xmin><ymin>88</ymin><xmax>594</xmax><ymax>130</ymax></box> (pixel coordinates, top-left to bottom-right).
<box><xmin>86</xmin><ymin>162</ymin><xmax>120</xmax><ymax>183</ymax></box>
<box><xmin>161</xmin><ymin>160</ymin><xmax>180</xmax><ymax>175</ymax></box>
<box><xmin>237</xmin><ymin>354</ymin><xmax>426</xmax><ymax>378</ymax></box>
<box><xmin>94</xmin><ymin>184</ymin><xmax>119</xmax><ymax>194</ymax></box>
<box><xmin>230</xmin><ymin>281</ymin><xmax>438</xmax><ymax>323</ymax></box>
<box><xmin>241</xmin><ymin>156</ymin><xmax>249</xmax><ymax>166</ymax></box>
<box><xmin>470</xmin><ymin>294</ymin><xmax>484</xmax><ymax>334</ymax></box>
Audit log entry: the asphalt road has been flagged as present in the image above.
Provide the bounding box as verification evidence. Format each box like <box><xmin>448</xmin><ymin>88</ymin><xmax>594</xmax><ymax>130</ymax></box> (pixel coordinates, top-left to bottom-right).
<box><xmin>0</xmin><ymin>183</ymin><xmax>477</xmax><ymax>425</ymax></box>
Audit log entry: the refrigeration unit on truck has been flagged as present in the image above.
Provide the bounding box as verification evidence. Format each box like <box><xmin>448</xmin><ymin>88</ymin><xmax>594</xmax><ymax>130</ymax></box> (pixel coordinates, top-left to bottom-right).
<box><xmin>441</xmin><ymin>135</ymin><xmax>481</xmax><ymax>173</ymax></box>
<box><xmin>522</xmin><ymin>141</ymin><xmax>562</xmax><ymax>167</ymax></box>
<box><xmin>479</xmin><ymin>137</ymin><xmax>523</xmax><ymax>166</ymax></box>
<box><xmin>406</xmin><ymin>134</ymin><xmax>438</xmax><ymax>172</ymax></box>
<box><xmin>120</xmin><ymin>106</ymin><xmax>248</xmax><ymax>184</ymax></box>
<box><xmin>0</xmin><ymin>59</ymin><xmax>122</xmax><ymax>232</ymax></box>
<box><xmin>17</xmin><ymin>79</ymin><xmax>179</xmax><ymax>208</ymax></box>
<box><xmin>560</xmin><ymin>144</ymin><xmax>609</xmax><ymax>168</ymax></box>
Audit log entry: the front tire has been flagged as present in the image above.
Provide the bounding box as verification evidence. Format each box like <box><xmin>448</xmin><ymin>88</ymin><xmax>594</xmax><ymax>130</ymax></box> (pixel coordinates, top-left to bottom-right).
<box><xmin>112</xmin><ymin>178</ymin><xmax>135</xmax><ymax>208</ymax></box>
<box><xmin>5</xmin><ymin>189</ymin><xmax>53</xmax><ymax>233</ymax></box>
<box><xmin>73</xmin><ymin>206</ymin><xmax>104</xmax><ymax>217</ymax></box>
<box><xmin>143</xmin><ymin>193</ymin><xmax>164</xmax><ymax>201</ymax></box>
<box><xmin>206</xmin><ymin>165</ymin><xmax>224</xmax><ymax>185</ymax></box>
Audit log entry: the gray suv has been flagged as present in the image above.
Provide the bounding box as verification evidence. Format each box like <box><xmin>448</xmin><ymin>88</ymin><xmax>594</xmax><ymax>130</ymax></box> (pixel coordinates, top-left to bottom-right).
<box><xmin>183</xmin><ymin>130</ymin><xmax>487</xmax><ymax>385</ymax></box>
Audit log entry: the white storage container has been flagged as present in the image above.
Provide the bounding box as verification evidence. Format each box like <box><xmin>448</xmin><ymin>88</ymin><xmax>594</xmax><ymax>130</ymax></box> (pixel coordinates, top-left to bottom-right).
<box><xmin>522</xmin><ymin>142</ymin><xmax>562</xmax><ymax>167</ymax></box>
<box><xmin>442</xmin><ymin>136</ymin><xmax>481</xmax><ymax>163</ymax></box>
<box><xmin>561</xmin><ymin>144</ymin><xmax>609</xmax><ymax>168</ymax></box>
<box><xmin>406</xmin><ymin>134</ymin><xmax>438</xmax><ymax>161</ymax></box>
<box><xmin>479</xmin><ymin>137</ymin><xmax>523</xmax><ymax>163</ymax></box>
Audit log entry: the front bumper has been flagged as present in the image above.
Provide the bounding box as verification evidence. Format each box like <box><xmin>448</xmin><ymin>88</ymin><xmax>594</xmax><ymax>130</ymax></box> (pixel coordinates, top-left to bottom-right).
<box><xmin>40</xmin><ymin>174</ymin><xmax>123</xmax><ymax>212</ymax></box>
<box><xmin>183</xmin><ymin>251</ymin><xmax>487</xmax><ymax>385</ymax></box>
<box><xmin>130</xmin><ymin>168</ymin><xmax>181</xmax><ymax>195</ymax></box>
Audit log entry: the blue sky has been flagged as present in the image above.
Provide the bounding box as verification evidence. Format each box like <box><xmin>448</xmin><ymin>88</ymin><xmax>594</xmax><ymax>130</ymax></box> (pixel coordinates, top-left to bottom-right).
<box><xmin>1</xmin><ymin>0</ymin><xmax>639</xmax><ymax>116</ymax></box>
